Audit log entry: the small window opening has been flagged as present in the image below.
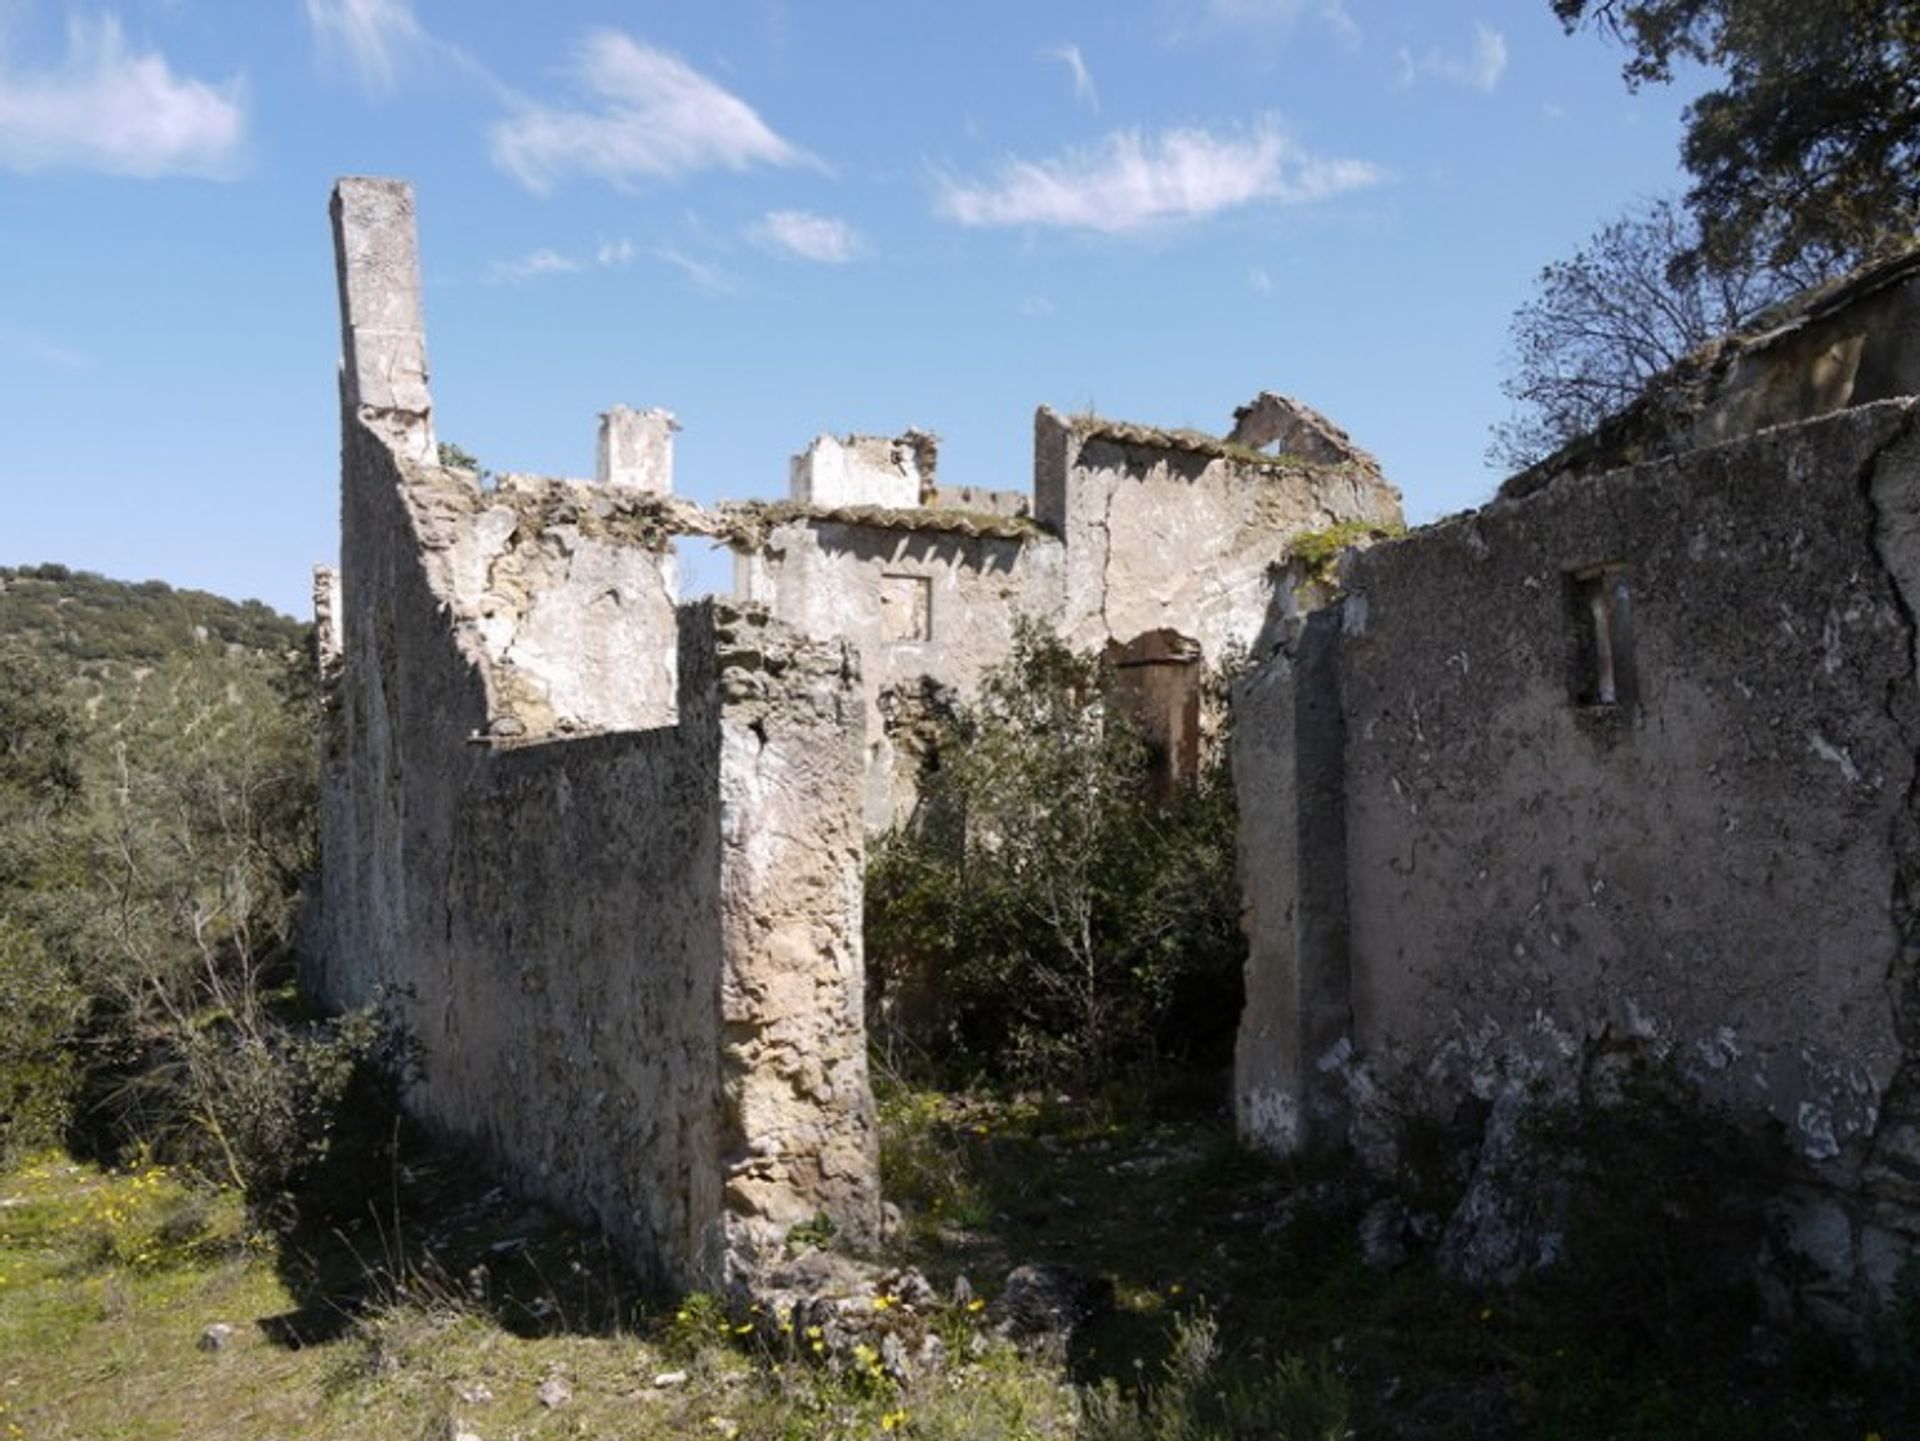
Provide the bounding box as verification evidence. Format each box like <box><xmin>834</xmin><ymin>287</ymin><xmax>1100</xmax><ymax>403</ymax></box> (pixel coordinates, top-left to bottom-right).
<box><xmin>1567</xmin><ymin>564</ymin><xmax>1636</xmax><ymax>710</ymax></box>
<box><xmin>673</xmin><ymin>535</ymin><xmax>734</xmax><ymax>601</ymax></box>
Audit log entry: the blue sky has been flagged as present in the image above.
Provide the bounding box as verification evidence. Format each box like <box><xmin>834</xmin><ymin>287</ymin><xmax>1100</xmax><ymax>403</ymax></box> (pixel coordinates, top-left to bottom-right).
<box><xmin>0</xmin><ymin>0</ymin><xmax>1707</xmax><ymax>617</ymax></box>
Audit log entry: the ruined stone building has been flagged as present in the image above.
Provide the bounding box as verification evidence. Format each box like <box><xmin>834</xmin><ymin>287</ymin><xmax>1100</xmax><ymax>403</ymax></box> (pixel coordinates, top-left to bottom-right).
<box><xmin>310</xmin><ymin>177</ymin><xmax>1400</xmax><ymax>1291</ymax></box>
<box><xmin>1234</xmin><ymin>246</ymin><xmax>1920</xmax><ymax>1313</ymax></box>
<box><xmin>313</xmin><ymin>170</ymin><xmax>1920</xmax><ymax>1318</ymax></box>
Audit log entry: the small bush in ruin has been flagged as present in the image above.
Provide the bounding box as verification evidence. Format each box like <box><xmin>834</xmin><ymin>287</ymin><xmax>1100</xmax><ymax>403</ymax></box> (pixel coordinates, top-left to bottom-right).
<box><xmin>865</xmin><ymin>623</ymin><xmax>1243</xmax><ymax>1085</ymax></box>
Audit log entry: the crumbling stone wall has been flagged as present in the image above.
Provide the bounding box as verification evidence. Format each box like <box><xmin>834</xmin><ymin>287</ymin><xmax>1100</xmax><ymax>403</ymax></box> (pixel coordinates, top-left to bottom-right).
<box><xmin>1235</xmin><ymin>395</ymin><xmax>1920</xmax><ymax>1304</ymax></box>
<box><xmin>738</xmin><ymin>402</ymin><xmax>1402</xmax><ymax>826</ymax></box>
<box><xmin>736</xmin><ymin>511</ymin><xmax>1064</xmax><ymax>828</ymax></box>
<box><xmin>315</xmin><ymin>178</ymin><xmax>879</xmax><ymax>1292</ymax></box>
<box><xmin>790</xmin><ymin>430</ymin><xmax>938</xmax><ymax>508</ymax></box>
<box><xmin>1035</xmin><ymin>406</ymin><xmax>1404</xmax><ymax>663</ymax></box>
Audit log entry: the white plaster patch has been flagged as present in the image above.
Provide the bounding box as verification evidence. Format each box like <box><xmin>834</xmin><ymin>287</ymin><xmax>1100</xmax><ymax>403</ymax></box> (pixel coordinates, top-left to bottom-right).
<box><xmin>1693</xmin><ymin>1026</ymin><xmax>1740</xmax><ymax>1071</ymax></box>
<box><xmin>1241</xmin><ymin>1087</ymin><xmax>1301</xmax><ymax>1153</ymax></box>
<box><xmin>1797</xmin><ymin>1100</ymin><xmax>1841</xmax><ymax>1161</ymax></box>
<box><xmin>1622</xmin><ymin>996</ymin><xmax>1662</xmax><ymax>1041</ymax></box>
<box><xmin>1806</xmin><ymin>729</ymin><xmax>1862</xmax><ymax>785</ymax></box>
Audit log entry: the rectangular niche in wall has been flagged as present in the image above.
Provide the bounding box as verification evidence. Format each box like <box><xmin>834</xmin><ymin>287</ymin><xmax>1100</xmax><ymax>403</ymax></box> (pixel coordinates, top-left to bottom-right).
<box><xmin>1566</xmin><ymin>563</ymin><xmax>1637</xmax><ymax>710</ymax></box>
<box><xmin>879</xmin><ymin>574</ymin><xmax>932</xmax><ymax>642</ymax></box>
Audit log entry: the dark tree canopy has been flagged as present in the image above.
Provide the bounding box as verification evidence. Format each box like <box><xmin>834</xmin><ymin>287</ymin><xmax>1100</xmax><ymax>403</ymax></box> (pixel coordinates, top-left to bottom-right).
<box><xmin>1554</xmin><ymin>0</ymin><xmax>1920</xmax><ymax>266</ymax></box>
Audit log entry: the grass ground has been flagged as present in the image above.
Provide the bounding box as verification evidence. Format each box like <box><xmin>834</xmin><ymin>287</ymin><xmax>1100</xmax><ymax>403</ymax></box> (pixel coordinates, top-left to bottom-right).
<box><xmin>2</xmin><ymin>1077</ymin><xmax>1914</xmax><ymax>1440</ymax></box>
<box><xmin>875</xmin><ymin>1076</ymin><xmax>1912</xmax><ymax>1440</ymax></box>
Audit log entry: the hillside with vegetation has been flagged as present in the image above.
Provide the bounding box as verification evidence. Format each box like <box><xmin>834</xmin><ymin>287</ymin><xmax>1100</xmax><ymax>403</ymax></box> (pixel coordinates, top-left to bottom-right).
<box><xmin>0</xmin><ymin>565</ymin><xmax>321</xmax><ymax>1182</ymax></box>
<box><xmin>0</xmin><ymin>564</ymin><xmax>304</xmax><ymax>672</ymax></box>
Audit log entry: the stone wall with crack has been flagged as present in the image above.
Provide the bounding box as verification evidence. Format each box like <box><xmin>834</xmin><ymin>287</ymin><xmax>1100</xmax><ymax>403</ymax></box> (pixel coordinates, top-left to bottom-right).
<box><xmin>1236</xmin><ymin>390</ymin><xmax>1920</xmax><ymax>1312</ymax></box>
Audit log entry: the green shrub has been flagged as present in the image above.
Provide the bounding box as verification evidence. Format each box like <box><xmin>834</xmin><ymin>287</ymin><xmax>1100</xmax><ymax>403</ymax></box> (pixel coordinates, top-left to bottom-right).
<box><xmin>0</xmin><ymin>597</ymin><xmax>396</xmax><ymax>1226</ymax></box>
<box><xmin>1080</xmin><ymin>1310</ymin><xmax>1348</xmax><ymax>1441</ymax></box>
<box><xmin>0</xmin><ymin>919</ymin><xmax>86</xmax><ymax>1160</ymax></box>
<box><xmin>865</xmin><ymin>623</ymin><xmax>1243</xmax><ymax>1084</ymax></box>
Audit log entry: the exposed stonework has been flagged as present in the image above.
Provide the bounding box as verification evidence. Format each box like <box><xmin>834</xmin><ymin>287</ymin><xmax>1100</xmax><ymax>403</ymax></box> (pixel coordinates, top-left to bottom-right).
<box><xmin>315</xmin><ymin>179</ymin><xmax>879</xmax><ymax>1293</ymax></box>
<box><xmin>1227</xmin><ymin>390</ymin><xmax>1382</xmax><ymax>472</ymax></box>
<box><xmin>1235</xmin><ymin>381</ymin><xmax>1920</xmax><ymax>1312</ymax></box>
<box><xmin>312</xmin><ymin>563</ymin><xmax>342</xmax><ymax>682</ymax></box>
<box><xmin>315</xmin><ymin>174</ymin><xmax>1411</xmax><ymax>1293</ymax></box>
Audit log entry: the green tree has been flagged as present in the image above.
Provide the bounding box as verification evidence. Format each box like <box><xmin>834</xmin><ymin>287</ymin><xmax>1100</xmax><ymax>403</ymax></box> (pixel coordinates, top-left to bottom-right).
<box><xmin>52</xmin><ymin>651</ymin><xmax>320</xmax><ymax>1184</ymax></box>
<box><xmin>865</xmin><ymin>625</ymin><xmax>1243</xmax><ymax>1082</ymax></box>
<box><xmin>1552</xmin><ymin>0</ymin><xmax>1920</xmax><ymax>267</ymax></box>
<box><xmin>0</xmin><ymin>571</ymin><xmax>398</xmax><ymax>1217</ymax></box>
<box><xmin>0</xmin><ymin>651</ymin><xmax>88</xmax><ymax>1155</ymax></box>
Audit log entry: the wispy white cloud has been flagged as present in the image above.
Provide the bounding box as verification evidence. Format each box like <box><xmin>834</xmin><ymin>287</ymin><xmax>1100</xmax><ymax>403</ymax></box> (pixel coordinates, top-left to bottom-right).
<box><xmin>748</xmin><ymin>209</ymin><xmax>862</xmax><ymax>263</ymax></box>
<box><xmin>1019</xmin><ymin>296</ymin><xmax>1057</xmax><ymax>317</ymax></box>
<box><xmin>935</xmin><ymin>117</ymin><xmax>1381</xmax><ymax>234</ymax></box>
<box><xmin>305</xmin><ymin>0</ymin><xmax>424</xmax><ymax>93</ymax></box>
<box><xmin>486</xmin><ymin>236</ymin><xmax>640</xmax><ymax>283</ymax></box>
<box><xmin>1397</xmin><ymin>22</ymin><xmax>1507</xmax><ymax>94</ymax></box>
<box><xmin>490</xmin><ymin>31</ymin><xmax>812</xmax><ymax>192</ymax></box>
<box><xmin>655</xmin><ymin>246</ymin><xmax>738</xmax><ymax>294</ymax></box>
<box><xmin>304</xmin><ymin>0</ymin><xmax>506</xmax><ymax>100</ymax></box>
<box><xmin>1320</xmin><ymin>1</ymin><xmax>1362</xmax><ymax>47</ymax></box>
<box><xmin>1248</xmin><ymin>266</ymin><xmax>1274</xmax><ymax>295</ymax></box>
<box><xmin>486</xmin><ymin>248</ymin><xmax>581</xmax><ymax>284</ymax></box>
<box><xmin>1042</xmin><ymin>42</ymin><xmax>1099</xmax><ymax>112</ymax></box>
<box><xmin>0</xmin><ymin>14</ymin><xmax>244</xmax><ymax>178</ymax></box>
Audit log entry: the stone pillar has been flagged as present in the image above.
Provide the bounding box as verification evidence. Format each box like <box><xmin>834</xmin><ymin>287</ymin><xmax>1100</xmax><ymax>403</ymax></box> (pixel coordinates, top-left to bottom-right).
<box><xmin>1031</xmin><ymin>406</ymin><xmax>1081</xmax><ymax>537</ymax></box>
<box><xmin>330</xmin><ymin>176</ymin><xmax>435</xmax><ymax>462</ymax></box>
<box><xmin>1234</xmin><ymin>606</ymin><xmax>1351</xmax><ymax>1156</ymax></box>
<box><xmin>597</xmin><ymin>405</ymin><xmax>679</xmax><ymax>493</ymax></box>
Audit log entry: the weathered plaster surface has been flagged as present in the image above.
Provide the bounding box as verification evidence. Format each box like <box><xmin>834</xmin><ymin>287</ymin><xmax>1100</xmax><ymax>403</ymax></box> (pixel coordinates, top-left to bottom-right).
<box><xmin>737</xmin><ymin>516</ymin><xmax>1065</xmax><ymax>828</ymax></box>
<box><xmin>1231</xmin><ymin>608</ymin><xmax>1350</xmax><ymax>1154</ymax></box>
<box><xmin>1238</xmin><ymin>398</ymin><xmax>1920</xmax><ymax>1181</ymax></box>
<box><xmin>329</xmin><ymin>178</ymin><xmax>435</xmax><ymax>464</ymax></box>
<box><xmin>316</xmin><ymin>178</ymin><xmax>879</xmax><ymax>1292</ymax></box>
<box><xmin>737</xmin><ymin>402</ymin><xmax>1402</xmax><ymax>828</ymax></box>
<box><xmin>598</xmin><ymin>405</ymin><xmax>678</xmax><ymax>493</ymax></box>
<box><xmin>1036</xmin><ymin>406</ymin><xmax>1404</xmax><ymax>661</ymax></box>
<box><xmin>790</xmin><ymin>431</ymin><xmax>937</xmax><ymax>509</ymax></box>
